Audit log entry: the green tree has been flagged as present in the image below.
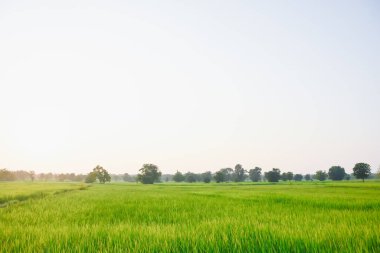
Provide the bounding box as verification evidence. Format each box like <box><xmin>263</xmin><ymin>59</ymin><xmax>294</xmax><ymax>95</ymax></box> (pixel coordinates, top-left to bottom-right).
<box><xmin>85</xmin><ymin>171</ymin><xmax>97</xmax><ymax>183</ymax></box>
<box><xmin>286</xmin><ymin>172</ymin><xmax>293</xmax><ymax>181</ymax></box>
<box><xmin>137</xmin><ymin>164</ymin><xmax>161</xmax><ymax>184</ymax></box>
<box><xmin>221</xmin><ymin>168</ymin><xmax>233</xmax><ymax>182</ymax></box>
<box><xmin>122</xmin><ymin>173</ymin><xmax>133</xmax><ymax>182</ymax></box>
<box><xmin>304</xmin><ymin>174</ymin><xmax>311</xmax><ymax>181</ymax></box>
<box><xmin>233</xmin><ymin>164</ymin><xmax>246</xmax><ymax>182</ymax></box>
<box><xmin>265</xmin><ymin>168</ymin><xmax>281</xmax><ymax>182</ymax></box>
<box><xmin>74</xmin><ymin>174</ymin><xmax>86</xmax><ymax>182</ymax></box>
<box><xmin>249</xmin><ymin>167</ymin><xmax>262</xmax><ymax>182</ymax></box>
<box><xmin>214</xmin><ymin>170</ymin><xmax>226</xmax><ymax>183</ymax></box>
<box><xmin>185</xmin><ymin>172</ymin><xmax>197</xmax><ymax>183</ymax></box>
<box><xmin>92</xmin><ymin>165</ymin><xmax>111</xmax><ymax>184</ymax></box>
<box><xmin>201</xmin><ymin>171</ymin><xmax>212</xmax><ymax>183</ymax></box>
<box><xmin>294</xmin><ymin>174</ymin><xmax>303</xmax><ymax>181</ymax></box>
<box><xmin>353</xmin><ymin>163</ymin><xmax>371</xmax><ymax>182</ymax></box>
<box><xmin>328</xmin><ymin>166</ymin><xmax>346</xmax><ymax>181</ymax></box>
<box><xmin>314</xmin><ymin>170</ymin><xmax>327</xmax><ymax>181</ymax></box>
<box><xmin>281</xmin><ymin>172</ymin><xmax>293</xmax><ymax>181</ymax></box>
<box><xmin>173</xmin><ymin>171</ymin><xmax>185</xmax><ymax>182</ymax></box>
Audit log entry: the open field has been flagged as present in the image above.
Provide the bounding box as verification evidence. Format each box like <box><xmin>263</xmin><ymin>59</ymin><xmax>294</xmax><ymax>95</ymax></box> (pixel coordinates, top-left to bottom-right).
<box><xmin>0</xmin><ymin>182</ymin><xmax>87</xmax><ymax>207</ymax></box>
<box><xmin>1</xmin><ymin>181</ymin><xmax>379</xmax><ymax>252</ymax></box>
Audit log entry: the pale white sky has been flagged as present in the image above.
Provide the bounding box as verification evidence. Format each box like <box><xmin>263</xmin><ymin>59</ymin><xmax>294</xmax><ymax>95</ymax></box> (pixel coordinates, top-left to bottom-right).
<box><xmin>1</xmin><ymin>0</ymin><xmax>379</xmax><ymax>174</ymax></box>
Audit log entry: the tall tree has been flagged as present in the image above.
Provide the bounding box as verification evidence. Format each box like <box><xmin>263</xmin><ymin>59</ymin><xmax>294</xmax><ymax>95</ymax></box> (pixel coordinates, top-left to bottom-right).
<box><xmin>249</xmin><ymin>167</ymin><xmax>262</xmax><ymax>182</ymax></box>
<box><xmin>93</xmin><ymin>165</ymin><xmax>111</xmax><ymax>184</ymax></box>
<box><xmin>184</xmin><ymin>172</ymin><xmax>197</xmax><ymax>183</ymax></box>
<box><xmin>286</xmin><ymin>172</ymin><xmax>294</xmax><ymax>181</ymax></box>
<box><xmin>201</xmin><ymin>171</ymin><xmax>212</xmax><ymax>183</ymax></box>
<box><xmin>314</xmin><ymin>170</ymin><xmax>327</xmax><ymax>181</ymax></box>
<box><xmin>137</xmin><ymin>164</ymin><xmax>162</xmax><ymax>184</ymax></box>
<box><xmin>353</xmin><ymin>163</ymin><xmax>371</xmax><ymax>182</ymax></box>
<box><xmin>304</xmin><ymin>174</ymin><xmax>311</xmax><ymax>181</ymax></box>
<box><xmin>281</xmin><ymin>172</ymin><xmax>293</xmax><ymax>181</ymax></box>
<box><xmin>85</xmin><ymin>171</ymin><xmax>97</xmax><ymax>183</ymax></box>
<box><xmin>281</xmin><ymin>172</ymin><xmax>288</xmax><ymax>181</ymax></box>
<box><xmin>265</xmin><ymin>168</ymin><xmax>281</xmax><ymax>182</ymax></box>
<box><xmin>294</xmin><ymin>174</ymin><xmax>303</xmax><ymax>181</ymax></box>
<box><xmin>220</xmin><ymin>168</ymin><xmax>233</xmax><ymax>182</ymax></box>
<box><xmin>214</xmin><ymin>170</ymin><xmax>226</xmax><ymax>183</ymax></box>
<box><xmin>173</xmin><ymin>171</ymin><xmax>185</xmax><ymax>182</ymax></box>
<box><xmin>233</xmin><ymin>164</ymin><xmax>246</xmax><ymax>182</ymax></box>
<box><xmin>328</xmin><ymin>166</ymin><xmax>346</xmax><ymax>181</ymax></box>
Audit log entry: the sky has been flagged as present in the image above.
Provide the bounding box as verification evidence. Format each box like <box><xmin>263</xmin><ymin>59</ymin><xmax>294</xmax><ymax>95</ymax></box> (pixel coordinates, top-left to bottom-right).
<box><xmin>0</xmin><ymin>0</ymin><xmax>379</xmax><ymax>175</ymax></box>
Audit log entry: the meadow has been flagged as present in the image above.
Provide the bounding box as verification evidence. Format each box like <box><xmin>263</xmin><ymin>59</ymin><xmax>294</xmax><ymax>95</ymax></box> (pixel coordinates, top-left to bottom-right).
<box><xmin>0</xmin><ymin>181</ymin><xmax>379</xmax><ymax>252</ymax></box>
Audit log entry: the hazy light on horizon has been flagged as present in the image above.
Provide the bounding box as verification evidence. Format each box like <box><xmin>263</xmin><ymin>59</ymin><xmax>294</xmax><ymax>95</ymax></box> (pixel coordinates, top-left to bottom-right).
<box><xmin>0</xmin><ymin>0</ymin><xmax>379</xmax><ymax>174</ymax></box>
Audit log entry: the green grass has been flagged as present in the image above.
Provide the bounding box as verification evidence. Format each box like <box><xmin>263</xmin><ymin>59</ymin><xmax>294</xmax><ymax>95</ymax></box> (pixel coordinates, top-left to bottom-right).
<box><xmin>1</xmin><ymin>182</ymin><xmax>379</xmax><ymax>252</ymax></box>
<box><xmin>0</xmin><ymin>182</ymin><xmax>87</xmax><ymax>206</ymax></box>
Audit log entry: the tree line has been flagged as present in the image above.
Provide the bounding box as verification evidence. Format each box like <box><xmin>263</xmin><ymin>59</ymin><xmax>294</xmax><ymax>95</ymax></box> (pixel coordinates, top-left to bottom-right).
<box><xmin>0</xmin><ymin>169</ymin><xmax>87</xmax><ymax>182</ymax></box>
<box><xmin>166</xmin><ymin>163</ymin><xmax>373</xmax><ymax>184</ymax></box>
<box><xmin>1</xmin><ymin>163</ymin><xmax>376</xmax><ymax>184</ymax></box>
<box><xmin>135</xmin><ymin>163</ymin><xmax>375</xmax><ymax>184</ymax></box>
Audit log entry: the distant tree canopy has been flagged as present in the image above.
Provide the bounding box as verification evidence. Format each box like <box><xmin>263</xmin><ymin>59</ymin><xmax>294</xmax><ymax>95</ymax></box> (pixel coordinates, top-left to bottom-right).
<box><xmin>13</xmin><ymin>170</ymin><xmax>32</xmax><ymax>181</ymax></box>
<box><xmin>304</xmin><ymin>174</ymin><xmax>312</xmax><ymax>181</ymax></box>
<box><xmin>286</xmin><ymin>172</ymin><xmax>294</xmax><ymax>181</ymax></box>
<box><xmin>85</xmin><ymin>171</ymin><xmax>97</xmax><ymax>183</ymax></box>
<box><xmin>294</xmin><ymin>174</ymin><xmax>303</xmax><ymax>181</ymax></box>
<box><xmin>314</xmin><ymin>170</ymin><xmax>328</xmax><ymax>181</ymax></box>
<box><xmin>185</xmin><ymin>172</ymin><xmax>197</xmax><ymax>183</ymax></box>
<box><xmin>221</xmin><ymin>168</ymin><xmax>233</xmax><ymax>182</ymax></box>
<box><xmin>249</xmin><ymin>167</ymin><xmax>262</xmax><ymax>182</ymax></box>
<box><xmin>281</xmin><ymin>173</ymin><xmax>287</xmax><ymax>181</ymax></box>
<box><xmin>93</xmin><ymin>165</ymin><xmax>111</xmax><ymax>184</ymax></box>
<box><xmin>173</xmin><ymin>171</ymin><xmax>185</xmax><ymax>182</ymax></box>
<box><xmin>265</xmin><ymin>168</ymin><xmax>281</xmax><ymax>182</ymax></box>
<box><xmin>328</xmin><ymin>166</ymin><xmax>346</xmax><ymax>181</ymax></box>
<box><xmin>281</xmin><ymin>172</ymin><xmax>293</xmax><ymax>181</ymax></box>
<box><xmin>85</xmin><ymin>165</ymin><xmax>111</xmax><ymax>184</ymax></box>
<box><xmin>137</xmin><ymin>164</ymin><xmax>161</xmax><ymax>184</ymax></box>
<box><xmin>214</xmin><ymin>170</ymin><xmax>226</xmax><ymax>183</ymax></box>
<box><xmin>0</xmin><ymin>169</ymin><xmax>86</xmax><ymax>182</ymax></box>
<box><xmin>0</xmin><ymin>169</ymin><xmax>16</xmax><ymax>181</ymax></box>
<box><xmin>29</xmin><ymin>171</ymin><xmax>35</xmax><ymax>182</ymax></box>
<box><xmin>201</xmin><ymin>171</ymin><xmax>212</xmax><ymax>183</ymax></box>
<box><xmin>214</xmin><ymin>168</ymin><xmax>233</xmax><ymax>183</ymax></box>
<box><xmin>233</xmin><ymin>164</ymin><xmax>247</xmax><ymax>182</ymax></box>
<box><xmin>353</xmin><ymin>163</ymin><xmax>371</xmax><ymax>182</ymax></box>
<box><xmin>2</xmin><ymin>162</ymin><xmax>375</xmax><ymax>184</ymax></box>
<box><xmin>122</xmin><ymin>173</ymin><xmax>134</xmax><ymax>182</ymax></box>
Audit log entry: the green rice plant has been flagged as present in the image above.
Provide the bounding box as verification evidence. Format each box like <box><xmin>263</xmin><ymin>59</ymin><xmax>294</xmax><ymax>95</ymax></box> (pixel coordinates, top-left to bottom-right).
<box><xmin>0</xmin><ymin>182</ymin><xmax>379</xmax><ymax>252</ymax></box>
<box><xmin>0</xmin><ymin>182</ymin><xmax>87</xmax><ymax>206</ymax></box>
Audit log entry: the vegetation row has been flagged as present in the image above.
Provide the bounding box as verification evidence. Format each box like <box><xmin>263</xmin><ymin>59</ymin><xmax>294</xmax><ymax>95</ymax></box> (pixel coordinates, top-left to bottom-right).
<box><xmin>1</xmin><ymin>163</ymin><xmax>377</xmax><ymax>184</ymax></box>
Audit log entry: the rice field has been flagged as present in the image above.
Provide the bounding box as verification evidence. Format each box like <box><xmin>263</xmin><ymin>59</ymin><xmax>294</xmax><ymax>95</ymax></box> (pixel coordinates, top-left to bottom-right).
<box><xmin>0</xmin><ymin>182</ymin><xmax>87</xmax><ymax>207</ymax></box>
<box><xmin>1</xmin><ymin>181</ymin><xmax>379</xmax><ymax>252</ymax></box>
